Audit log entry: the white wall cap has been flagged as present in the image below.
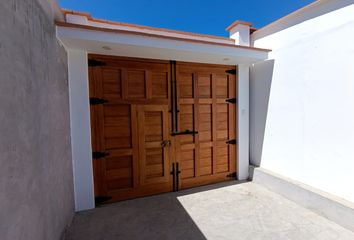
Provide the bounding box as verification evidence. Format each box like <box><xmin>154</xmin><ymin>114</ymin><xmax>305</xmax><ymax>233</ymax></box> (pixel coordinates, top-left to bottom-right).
<box><xmin>226</xmin><ymin>21</ymin><xmax>252</xmax><ymax>46</ymax></box>
<box><xmin>66</xmin><ymin>14</ymin><xmax>88</xmax><ymax>25</ymax></box>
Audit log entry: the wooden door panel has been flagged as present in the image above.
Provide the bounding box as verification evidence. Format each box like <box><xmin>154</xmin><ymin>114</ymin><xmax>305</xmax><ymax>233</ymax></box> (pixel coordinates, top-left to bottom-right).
<box><xmin>90</xmin><ymin>55</ymin><xmax>170</xmax><ymax>105</ymax></box>
<box><xmin>89</xmin><ymin>55</ymin><xmax>172</xmax><ymax>204</ymax></box>
<box><xmin>124</xmin><ymin>69</ymin><xmax>146</xmax><ymax>99</ymax></box>
<box><xmin>175</xmin><ymin>62</ymin><xmax>237</xmax><ymax>190</ymax></box>
<box><xmin>105</xmin><ymin>156</ymin><xmax>133</xmax><ymax>188</ymax></box>
<box><xmin>199</xmin><ymin>147</ymin><xmax>213</xmax><ymax>176</ymax></box>
<box><xmin>138</xmin><ymin>105</ymin><xmax>170</xmax><ymax>185</ymax></box>
<box><xmin>101</xmin><ymin>68</ymin><xmax>122</xmax><ymax>98</ymax></box>
<box><xmin>197</xmin><ymin>74</ymin><xmax>212</xmax><ymax>98</ymax></box>
<box><xmin>103</xmin><ymin>105</ymin><xmax>132</xmax><ymax>149</ymax></box>
<box><xmin>178</xmin><ymin>73</ymin><xmax>194</xmax><ymax>98</ymax></box>
<box><xmin>89</xmin><ymin>55</ymin><xmax>236</xmax><ymax>204</ymax></box>
<box><xmin>179</xmin><ymin>148</ymin><xmax>196</xmax><ymax>179</ymax></box>
<box><xmin>95</xmin><ymin>102</ymin><xmax>138</xmax><ymax>196</ymax></box>
<box><xmin>198</xmin><ymin>104</ymin><xmax>212</xmax><ymax>141</ymax></box>
<box><xmin>151</xmin><ymin>72</ymin><xmax>169</xmax><ymax>99</ymax></box>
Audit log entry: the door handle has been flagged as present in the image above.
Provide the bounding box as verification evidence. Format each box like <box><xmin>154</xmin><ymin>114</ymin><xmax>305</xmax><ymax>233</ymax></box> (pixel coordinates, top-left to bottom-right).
<box><xmin>161</xmin><ymin>140</ymin><xmax>171</xmax><ymax>147</ymax></box>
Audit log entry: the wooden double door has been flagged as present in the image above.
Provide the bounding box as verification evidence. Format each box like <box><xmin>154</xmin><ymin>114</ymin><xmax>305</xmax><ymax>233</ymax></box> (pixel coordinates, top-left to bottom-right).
<box><xmin>89</xmin><ymin>55</ymin><xmax>237</xmax><ymax>205</ymax></box>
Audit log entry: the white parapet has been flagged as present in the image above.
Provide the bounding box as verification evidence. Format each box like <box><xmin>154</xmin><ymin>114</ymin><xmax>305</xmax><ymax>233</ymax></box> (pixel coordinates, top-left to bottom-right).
<box><xmin>226</xmin><ymin>21</ymin><xmax>252</xmax><ymax>46</ymax></box>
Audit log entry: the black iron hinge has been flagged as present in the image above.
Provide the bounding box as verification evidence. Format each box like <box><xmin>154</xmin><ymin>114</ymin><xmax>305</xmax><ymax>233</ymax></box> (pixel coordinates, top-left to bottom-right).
<box><xmin>225</xmin><ymin>98</ymin><xmax>237</xmax><ymax>104</ymax></box>
<box><xmin>90</xmin><ymin>97</ymin><xmax>109</xmax><ymax>105</ymax></box>
<box><xmin>226</xmin><ymin>139</ymin><xmax>237</xmax><ymax>145</ymax></box>
<box><xmin>95</xmin><ymin>196</ymin><xmax>112</xmax><ymax>206</ymax></box>
<box><xmin>227</xmin><ymin>172</ymin><xmax>237</xmax><ymax>178</ymax></box>
<box><xmin>88</xmin><ymin>59</ymin><xmax>106</xmax><ymax>67</ymax></box>
<box><xmin>92</xmin><ymin>151</ymin><xmax>110</xmax><ymax>159</ymax></box>
<box><xmin>225</xmin><ymin>69</ymin><xmax>236</xmax><ymax>75</ymax></box>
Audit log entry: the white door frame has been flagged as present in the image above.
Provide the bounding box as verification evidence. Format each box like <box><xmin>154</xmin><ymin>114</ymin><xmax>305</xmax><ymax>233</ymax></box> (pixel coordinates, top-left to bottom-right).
<box><xmin>67</xmin><ymin>51</ymin><xmax>250</xmax><ymax>211</ymax></box>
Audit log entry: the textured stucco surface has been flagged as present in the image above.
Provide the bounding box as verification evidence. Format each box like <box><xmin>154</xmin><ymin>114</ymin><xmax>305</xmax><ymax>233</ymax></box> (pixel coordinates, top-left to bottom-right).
<box><xmin>0</xmin><ymin>0</ymin><xmax>74</xmax><ymax>239</ymax></box>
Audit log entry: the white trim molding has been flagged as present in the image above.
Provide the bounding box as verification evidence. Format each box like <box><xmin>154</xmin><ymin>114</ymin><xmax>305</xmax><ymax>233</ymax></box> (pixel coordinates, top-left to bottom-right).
<box><xmin>237</xmin><ymin>64</ymin><xmax>250</xmax><ymax>180</ymax></box>
<box><xmin>67</xmin><ymin>50</ymin><xmax>95</xmax><ymax>211</ymax></box>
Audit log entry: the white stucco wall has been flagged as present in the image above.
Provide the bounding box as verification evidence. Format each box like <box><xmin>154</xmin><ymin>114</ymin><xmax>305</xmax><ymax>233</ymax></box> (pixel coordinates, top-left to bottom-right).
<box><xmin>250</xmin><ymin>0</ymin><xmax>354</xmax><ymax>203</ymax></box>
<box><xmin>249</xmin><ymin>60</ymin><xmax>274</xmax><ymax>167</ymax></box>
<box><xmin>67</xmin><ymin>50</ymin><xmax>95</xmax><ymax>211</ymax></box>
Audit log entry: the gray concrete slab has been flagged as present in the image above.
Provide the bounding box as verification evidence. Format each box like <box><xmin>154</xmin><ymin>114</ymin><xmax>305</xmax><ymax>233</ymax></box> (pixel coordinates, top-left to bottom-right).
<box><xmin>66</xmin><ymin>182</ymin><xmax>354</xmax><ymax>240</ymax></box>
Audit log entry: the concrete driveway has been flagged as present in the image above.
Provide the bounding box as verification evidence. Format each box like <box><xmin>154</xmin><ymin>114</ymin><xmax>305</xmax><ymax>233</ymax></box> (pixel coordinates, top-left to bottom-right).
<box><xmin>66</xmin><ymin>181</ymin><xmax>354</xmax><ymax>240</ymax></box>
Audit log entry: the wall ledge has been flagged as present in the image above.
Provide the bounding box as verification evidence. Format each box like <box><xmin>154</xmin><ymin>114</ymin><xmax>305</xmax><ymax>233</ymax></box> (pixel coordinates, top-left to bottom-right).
<box><xmin>250</xmin><ymin>166</ymin><xmax>354</xmax><ymax>232</ymax></box>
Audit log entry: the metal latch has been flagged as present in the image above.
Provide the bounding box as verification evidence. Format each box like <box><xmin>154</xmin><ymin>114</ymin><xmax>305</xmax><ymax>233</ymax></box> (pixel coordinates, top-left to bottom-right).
<box><xmin>171</xmin><ymin>129</ymin><xmax>198</xmax><ymax>136</ymax></box>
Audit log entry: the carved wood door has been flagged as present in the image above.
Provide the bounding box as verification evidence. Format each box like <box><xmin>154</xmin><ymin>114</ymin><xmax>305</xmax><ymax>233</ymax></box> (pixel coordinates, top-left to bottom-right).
<box><xmin>88</xmin><ymin>55</ymin><xmax>237</xmax><ymax>204</ymax></box>
<box><xmin>89</xmin><ymin>56</ymin><xmax>172</xmax><ymax>204</ymax></box>
<box><xmin>173</xmin><ymin>62</ymin><xmax>237</xmax><ymax>190</ymax></box>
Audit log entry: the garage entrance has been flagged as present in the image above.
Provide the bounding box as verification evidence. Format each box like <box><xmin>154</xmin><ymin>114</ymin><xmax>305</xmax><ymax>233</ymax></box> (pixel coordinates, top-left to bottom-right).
<box><xmin>88</xmin><ymin>55</ymin><xmax>237</xmax><ymax>204</ymax></box>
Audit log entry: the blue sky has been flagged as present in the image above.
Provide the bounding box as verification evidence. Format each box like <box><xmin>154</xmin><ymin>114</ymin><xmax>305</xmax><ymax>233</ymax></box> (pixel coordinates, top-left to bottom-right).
<box><xmin>59</xmin><ymin>0</ymin><xmax>314</xmax><ymax>37</ymax></box>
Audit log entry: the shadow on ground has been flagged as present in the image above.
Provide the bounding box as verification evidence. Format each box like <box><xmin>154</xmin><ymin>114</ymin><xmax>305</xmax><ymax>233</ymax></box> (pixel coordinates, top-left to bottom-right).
<box><xmin>66</xmin><ymin>181</ymin><xmax>354</xmax><ymax>240</ymax></box>
<box><xmin>66</xmin><ymin>181</ymin><xmax>243</xmax><ymax>240</ymax></box>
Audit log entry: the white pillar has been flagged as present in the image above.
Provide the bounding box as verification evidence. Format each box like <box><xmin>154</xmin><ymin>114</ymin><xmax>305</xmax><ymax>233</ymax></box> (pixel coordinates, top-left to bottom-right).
<box><xmin>67</xmin><ymin>50</ymin><xmax>95</xmax><ymax>211</ymax></box>
<box><xmin>226</xmin><ymin>21</ymin><xmax>252</xmax><ymax>46</ymax></box>
<box><xmin>237</xmin><ymin>64</ymin><xmax>250</xmax><ymax>180</ymax></box>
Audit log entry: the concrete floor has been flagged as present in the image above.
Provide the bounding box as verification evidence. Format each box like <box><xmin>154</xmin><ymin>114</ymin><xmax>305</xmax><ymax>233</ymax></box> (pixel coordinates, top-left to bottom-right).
<box><xmin>66</xmin><ymin>182</ymin><xmax>354</xmax><ymax>240</ymax></box>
